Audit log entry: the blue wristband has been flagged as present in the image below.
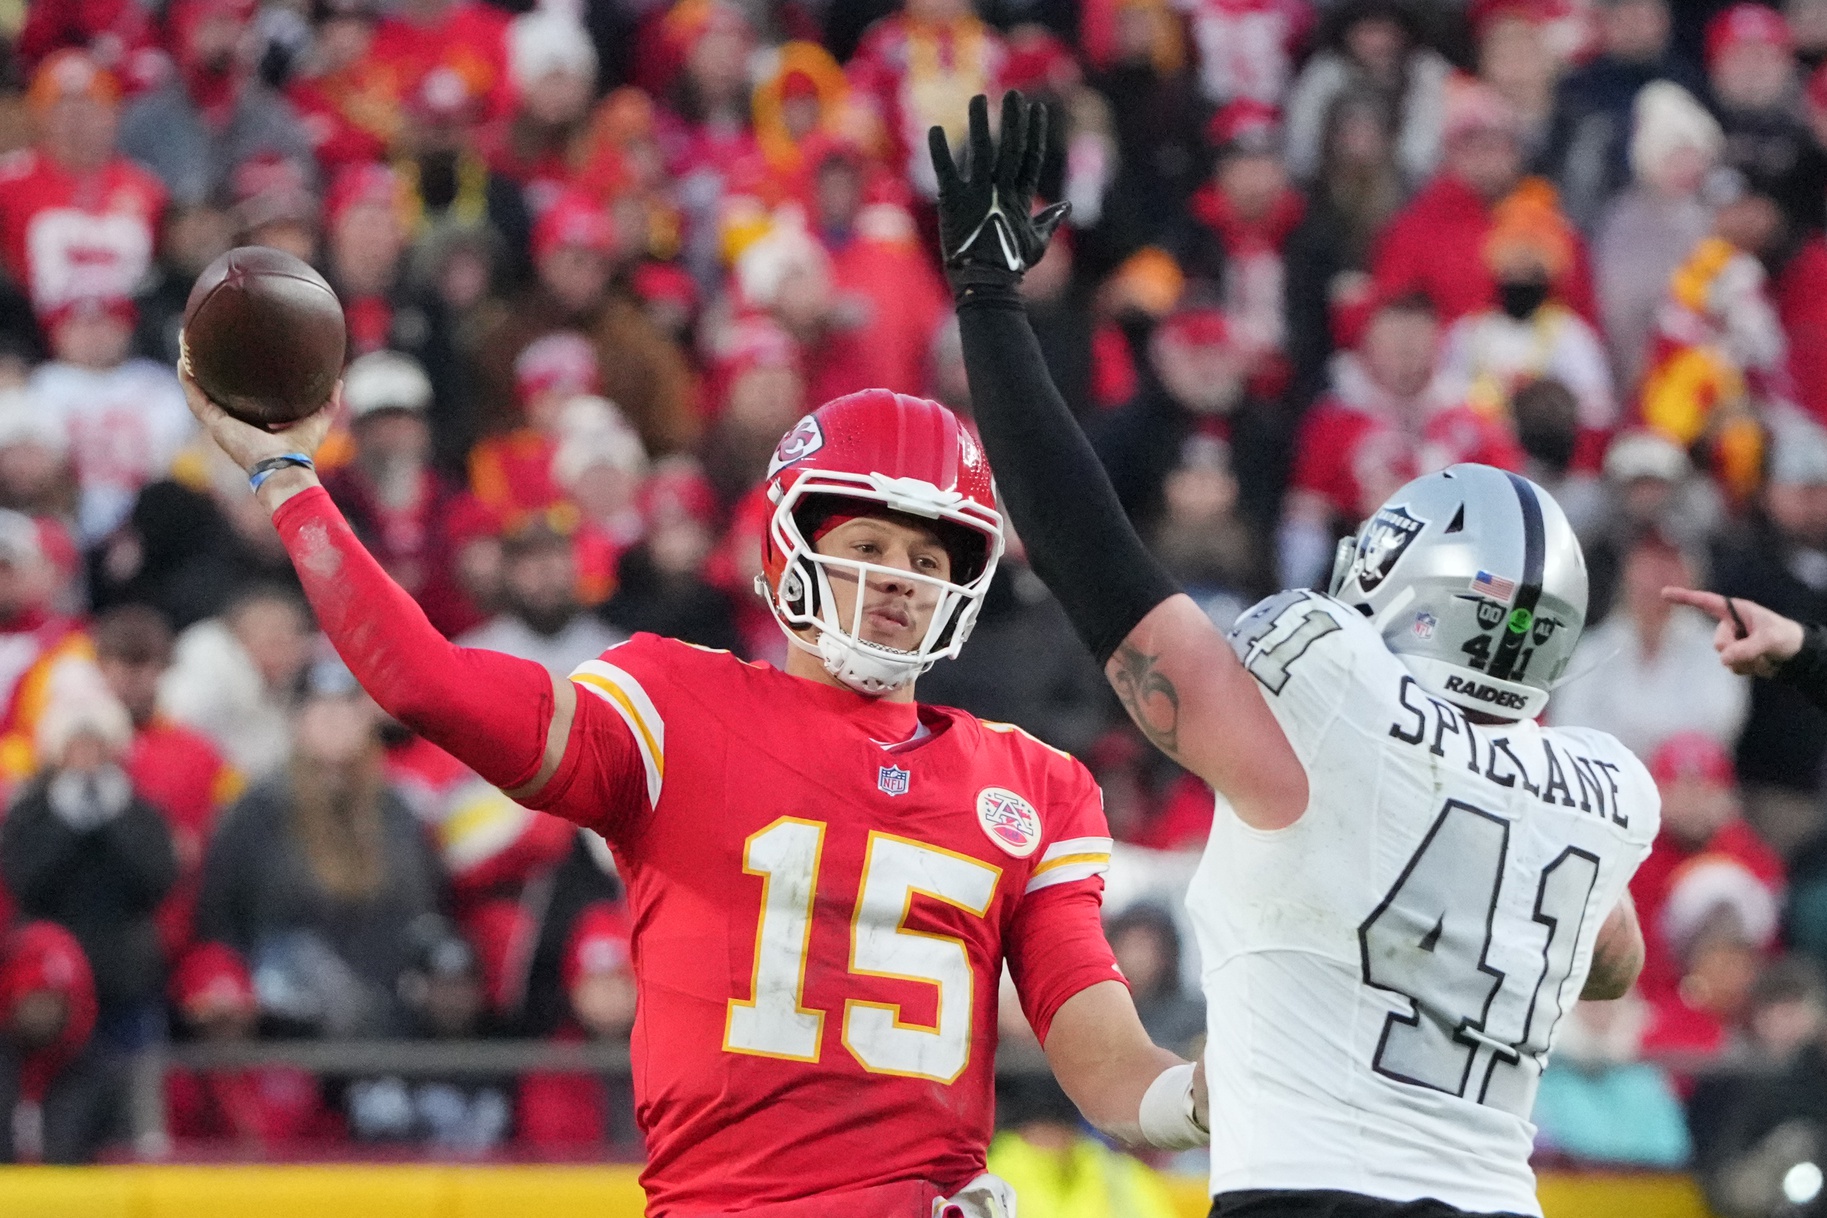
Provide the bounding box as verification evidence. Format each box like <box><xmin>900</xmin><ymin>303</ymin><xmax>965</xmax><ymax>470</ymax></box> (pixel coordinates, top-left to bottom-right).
<box><xmin>249</xmin><ymin>453</ymin><xmax>315</xmax><ymax>492</ymax></box>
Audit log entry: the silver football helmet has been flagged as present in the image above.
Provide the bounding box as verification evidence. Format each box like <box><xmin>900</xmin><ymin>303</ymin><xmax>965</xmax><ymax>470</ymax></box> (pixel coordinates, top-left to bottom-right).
<box><xmin>1328</xmin><ymin>464</ymin><xmax>1588</xmax><ymax>721</ymax></box>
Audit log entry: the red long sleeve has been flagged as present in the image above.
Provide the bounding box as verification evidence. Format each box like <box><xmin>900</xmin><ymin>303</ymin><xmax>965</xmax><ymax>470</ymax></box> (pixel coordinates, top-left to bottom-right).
<box><xmin>273</xmin><ymin>487</ymin><xmax>557</xmax><ymax>793</ymax></box>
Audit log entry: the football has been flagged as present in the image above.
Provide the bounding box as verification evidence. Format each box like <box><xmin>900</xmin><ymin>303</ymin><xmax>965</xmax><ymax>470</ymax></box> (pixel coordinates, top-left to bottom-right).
<box><xmin>181</xmin><ymin>246</ymin><xmax>347</xmax><ymax>429</ymax></box>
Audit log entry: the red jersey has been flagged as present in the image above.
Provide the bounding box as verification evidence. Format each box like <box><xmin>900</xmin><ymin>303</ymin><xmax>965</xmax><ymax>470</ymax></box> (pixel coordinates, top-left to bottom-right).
<box><xmin>527</xmin><ymin>634</ymin><xmax>1119</xmax><ymax>1216</ymax></box>
<box><xmin>0</xmin><ymin>148</ymin><xmax>165</xmax><ymax>313</ymax></box>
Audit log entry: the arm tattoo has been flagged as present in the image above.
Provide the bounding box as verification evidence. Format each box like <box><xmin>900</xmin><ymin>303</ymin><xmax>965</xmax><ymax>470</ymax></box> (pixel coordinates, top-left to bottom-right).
<box><xmin>1110</xmin><ymin>642</ymin><xmax>1181</xmax><ymax>759</ymax></box>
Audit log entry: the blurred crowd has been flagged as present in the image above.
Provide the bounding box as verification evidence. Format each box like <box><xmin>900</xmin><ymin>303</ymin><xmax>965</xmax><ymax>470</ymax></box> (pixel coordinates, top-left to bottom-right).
<box><xmin>0</xmin><ymin>0</ymin><xmax>1826</xmax><ymax>1204</ymax></box>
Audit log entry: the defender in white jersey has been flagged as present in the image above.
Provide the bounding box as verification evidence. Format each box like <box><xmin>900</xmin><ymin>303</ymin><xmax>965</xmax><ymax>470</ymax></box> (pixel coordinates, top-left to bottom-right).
<box><xmin>937</xmin><ymin>93</ymin><xmax>1654</xmax><ymax>1218</ymax></box>
<box><xmin>1199</xmin><ymin>586</ymin><xmax>1655</xmax><ymax>1214</ymax></box>
<box><xmin>1174</xmin><ymin>466</ymin><xmax>1657</xmax><ymax>1218</ymax></box>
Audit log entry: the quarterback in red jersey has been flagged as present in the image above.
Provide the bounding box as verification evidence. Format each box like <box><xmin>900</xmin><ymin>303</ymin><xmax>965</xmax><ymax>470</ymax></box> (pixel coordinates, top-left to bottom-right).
<box><xmin>180</xmin><ymin>368</ymin><xmax>1207</xmax><ymax>1215</ymax></box>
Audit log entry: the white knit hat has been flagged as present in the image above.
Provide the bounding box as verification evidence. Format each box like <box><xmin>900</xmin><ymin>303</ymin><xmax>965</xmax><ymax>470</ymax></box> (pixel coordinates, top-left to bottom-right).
<box><xmin>35</xmin><ymin>663</ymin><xmax>133</xmax><ymax>766</ymax></box>
<box><xmin>509</xmin><ymin>10</ymin><xmax>597</xmax><ymax>93</ymax></box>
<box><xmin>551</xmin><ymin>395</ymin><xmax>648</xmax><ymax>487</ymax></box>
<box><xmin>1630</xmin><ymin>81</ymin><xmax>1724</xmax><ymax>185</ymax></box>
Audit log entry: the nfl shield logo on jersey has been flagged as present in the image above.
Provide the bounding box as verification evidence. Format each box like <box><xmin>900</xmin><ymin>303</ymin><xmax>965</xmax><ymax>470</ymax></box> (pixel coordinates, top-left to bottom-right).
<box><xmin>878</xmin><ymin>765</ymin><xmax>910</xmax><ymax>797</ymax></box>
<box><xmin>976</xmin><ymin>787</ymin><xmax>1042</xmax><ymax>858</ymax></box>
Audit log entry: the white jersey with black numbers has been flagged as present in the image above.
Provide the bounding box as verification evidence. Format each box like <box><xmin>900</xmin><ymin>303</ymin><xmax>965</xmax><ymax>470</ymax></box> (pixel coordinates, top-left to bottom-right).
<box><xmin>1189</xmin><ymin>590</ymin><xmax>1659</xmax><ymax>1216</ymax></box>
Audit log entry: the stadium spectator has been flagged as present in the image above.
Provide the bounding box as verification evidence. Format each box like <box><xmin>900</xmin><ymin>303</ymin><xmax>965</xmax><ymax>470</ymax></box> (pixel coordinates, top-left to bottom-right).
<box><xmin>1283</xmin><ymin>0</ymin><xmax>1448</xmax><ymax>187</ymax></box>
<box><xmin>804</xmin><ymin>141</ymin><xmax>951</xmax><ymax>405</ymax></box>
<box><xmin>116</xmin><ymin>0</ymin><xmax>315</xmax><ymax>207</ymax></box>
<box><xmin>25</xmin><ymin>292</ymin><xmax>196</xmax><ymax>544</ymax></box>
<box><xmin>1374</xmin><ymin>81</ymin><xmax>1598</xmax><ymax>326</ymax></box>
<box><xmin>0</xmin><ymin>673</ymin><xmax>177</xmax><ymax>1041</ymax></box>
<box><xmin>159</xmin><ymin>586</ymin><xmax>311</xmax><ymax>779</ymax></box>
<box><xmin>1430</xmin><ymin>178</ymin><xmax>1617</xmax><ymax>431</ymax></box>
<box><xmin>0</xmin><ymin>51</ymin><xmax>165</xmax><ymax>328</ymax></box>
<box><xmin>321</xmin><ymin>351</ymin><xmax>472</xmax><ymax>637</ymax></box>
<box><xmin>14</xmin><ymin>0</ymin><xmax>157</xmax><ymax>80</ymax></box>
<box><xmin>1282</xmin><ymin>86</ymin><xmax>1407</xmax><ymax>405</ymax></box>
<box><xmin>1092</xmin><ymin>304</ymin><xmax>1288</xmax><ymax>538</ymax></box>
<box><xmin>164</xmin><ymin>941</ymin><xmax>338</xmax><ymax>1150</ymax></box>
<box><xmin>346</xmin><ymin>918</ymin><xmax>509</xmax><ymax>1149</ymax></box>
<box><xmin>456</xmin><ymin>517</ymin><xmax>623</xmax><ymax>677</ymax></box>
<box><xmin>487</xmin><ymin>10</ymin><xmax>598</xmax><ymax>216</ymax></box>
<box><xmin>284</xmin><ymin>0</ymin><xmax>394</xmax><ymax>175</ymax></box>
<box><xmin>1629</xmin><ymin>734</ymin><xmax>1785</xmax><ymax>1036</ymax></box>
<box><xmin>1105</xmin><ymin>903</ymin><xmax>1205</xmax><ymax>1058</ymax></box>
<box><xmin>0</xmin><ymin>511</ymin><xmax>96</xmax><ymax>793</ymax></box>
<box><xmin>517</xmin><ymin>901</ymin><xmax>639</xmax><ymax>1153</ymax></box>
<box><xmin>1475</xmin><ymin>0</ymin><xmax>1561</xmax><ymax>164</ymax></box>
<box><xmin>0</xmin><ymin>387</ymin><xmax>76</xmax><ymax>521</ymax></box>
<box><xmin>1533</xmin><ymin>994</ymin><xmax>1692</xmax><ymax>1166</ymax></box>
<box><xmin>365</xmin><ymin>0</ymin><xmax>509</xmax><ymax>126</ymax></box>
<box><xmin>1553</xmin><ymin>530</ymin><xmax>1751</xmax><ymax>757</ymax></box>
<box><xmin>470</xmin><ymin>192</ymin><xmax>698</xmax><ymax>458</ymax></box>
<box><xmin>321</xmin><ymin>164</ymin><xmax>416</xmax><ymax>358</ymax></box>
<box><xmin>194</xmin><ymin>659</ymin><xmax>444</xmax><ymax>1038</ymax></box>
<box><xmin>93</xmin><ymin>606</ymin><xmax>239</xmax><ymax>958</ymax></box>
<box><xmin>1593</xmin><ymin>82</ymin><xmax>1722</xmax><ymax>394</ymax></box>
<box><xmin>0</xmin><ymin>922</ymin><xmax>116</xmax><ymax>1163</ymax></box>
<box><xmin>987</xmin><ymin>1073</ymin><xmax>1182</xmax><ymax>1218</ymax></box>
<box><xmin>1546</xmin><ymin>0</ymin><xmax>1708</xmax><ymax>228</ymax></box>
<box><xmin>1087</xmin><ymin>0</ymin><xmax>1208</xmax><ymax>251</ymax></box>
<box><xmin>1181</xmin><ymin>103</ymin><xmax>1304</xmax><ymax>396</ymax></box>
<box><xmin>1582</xmin><ymin>429</ymin><xmax>1722</xmax><ymax>621</ymax></box>
<box><xmin>1278</xmin><ymin>293</ymin><xmax>1442</xmax><ymax>589</ymax></box>
<box><xmin>1706</xmin><ymin>4</ymin><xmax>1826</xmax><ymax>235</ymax></box>
<box><xmin>847</xmin><ymin>0</ymin><xmax>1006</xmax><ymax>200</ymax></box>
<box><xmin>702</xmin><ymin>318</ymin><xmax>809</xmax><ymax>504</ymax></box>
<box><xmin>1510</xmin><ymin>378</ymin><xmax>1606</xmax><ymax>538</ymax></box>
<box><xmin>550</xmin><ymin>396</ymin><xmax>650</xmax><ymax>606</ymax></box>
<box><xmin>1691</xmin><ymin>980</ymin><xmax>1827</xmax><ymax>1217</ymax></box>
<box><xmin>223</xmin><ymin>154</ymin><xmax>320</xmax><ymax>265</ymax></box>
<box><xmin>392</xmin><ymin>61</ymin><xmax>533</xmax><ymax>280</ymax></box>
<box><xmin>598</xmin><ymin>457</ymin><xmax>739</xmax><ymax>653</ymax></box>
<box><xmin>1146</xmin><ymin>433</ymin><xmax>1269</xmax><ymax>627</ymax></box>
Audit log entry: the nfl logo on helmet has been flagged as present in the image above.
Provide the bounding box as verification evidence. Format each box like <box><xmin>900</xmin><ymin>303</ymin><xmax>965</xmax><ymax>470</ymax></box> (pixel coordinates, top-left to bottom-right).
<box><xmin>878</xmin><ymin>765</ymin><xmax>910</xmax><ymax>796</ymax></box>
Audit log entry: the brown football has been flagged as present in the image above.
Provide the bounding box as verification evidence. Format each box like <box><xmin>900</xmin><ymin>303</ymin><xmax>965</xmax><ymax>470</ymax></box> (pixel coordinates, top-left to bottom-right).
<box><xmin>182</xmin><ymin>246</ymin><xmax>346</xmax><ymax>428</ymax></box>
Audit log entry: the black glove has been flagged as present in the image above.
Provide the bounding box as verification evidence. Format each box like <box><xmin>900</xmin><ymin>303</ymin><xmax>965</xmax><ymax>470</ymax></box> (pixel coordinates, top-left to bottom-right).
<box><xmin>929</xmin><ymin>91</ymin><xmax>1070</xmax><ymax>298</ymax></box>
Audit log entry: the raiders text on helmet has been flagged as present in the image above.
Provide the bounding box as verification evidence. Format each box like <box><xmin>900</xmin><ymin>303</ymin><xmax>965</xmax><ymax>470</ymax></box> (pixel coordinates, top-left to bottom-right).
<box><xmin>1329</xmin><ymin>464</ymin><xmax>1589</xmax><ymax>720</ymax></box>
<box><xmin>758</xmin><ymin>389</ymin><xmax>1004</xmax><ymax>695</ymax></box>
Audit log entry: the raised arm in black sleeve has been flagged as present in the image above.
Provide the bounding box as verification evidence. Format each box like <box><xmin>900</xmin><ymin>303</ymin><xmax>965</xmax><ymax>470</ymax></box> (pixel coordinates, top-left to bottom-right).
<box><xmin>1778</xmin><ymin>622</ymin><xmax>1827</xmax><ymax>710</ymax></box>
<box><xmin>934</xmin><ymin>93</ymin><xmax>1179</xmax><ymax>666</ymax></box>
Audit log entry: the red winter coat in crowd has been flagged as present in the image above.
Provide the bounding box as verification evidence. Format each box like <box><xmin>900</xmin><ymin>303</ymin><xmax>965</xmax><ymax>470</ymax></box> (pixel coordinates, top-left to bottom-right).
<box><xmin>1371</xmin><ymin>175</ymin><xmax>1598</xmax><ymax>327</ymax></box>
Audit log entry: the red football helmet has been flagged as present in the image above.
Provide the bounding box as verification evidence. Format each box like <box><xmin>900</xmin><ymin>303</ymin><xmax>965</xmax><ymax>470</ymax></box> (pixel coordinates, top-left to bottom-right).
<box><xmin>759</xmin><ymin>389</ymin><xmax>1004</xmax><ymax>693</ymax></box>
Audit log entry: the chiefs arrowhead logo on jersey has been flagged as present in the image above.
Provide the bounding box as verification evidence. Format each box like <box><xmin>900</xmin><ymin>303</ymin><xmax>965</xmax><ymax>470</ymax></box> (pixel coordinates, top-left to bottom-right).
<box><xmin>767</xmin><ymin>414</ymin><xmax>825</xmax><ymax>477</ymax></box>
<box><xmin>976</xmin><ymin>787</ymin><xmax>1041</xmax><ymax>858</ymax></box>
<box><xmin>1348</xmin><ymin>505</ymin><xmax>1423</xmax><ymax>594</ymax></box>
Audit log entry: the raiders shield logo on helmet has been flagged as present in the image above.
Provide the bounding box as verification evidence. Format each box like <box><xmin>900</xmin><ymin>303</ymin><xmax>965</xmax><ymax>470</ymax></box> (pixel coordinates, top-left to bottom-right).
<box><xmin>767</xmin><ymin>414</ymin><xmax>825</xmax><ymax>478</ymax></box>
<box><xmin>1349</xmin><ymin>506</ymin><xmax>1425</xmax><ymax>593</ymax></box>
